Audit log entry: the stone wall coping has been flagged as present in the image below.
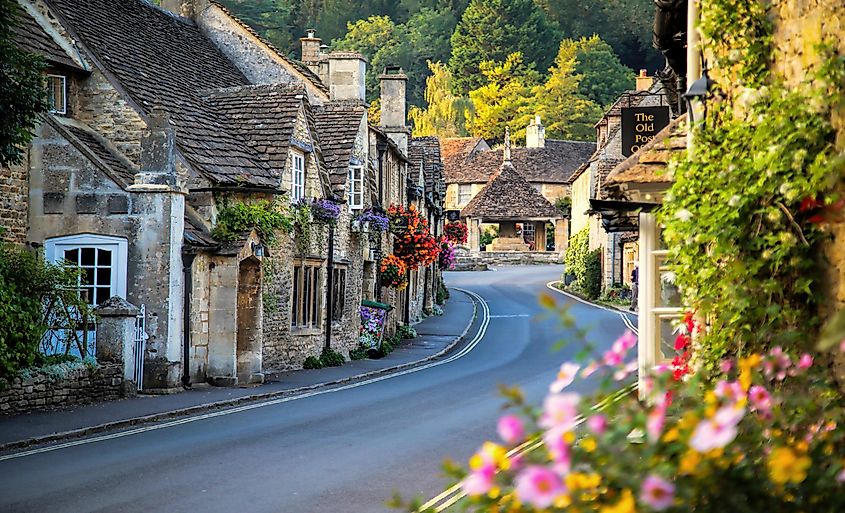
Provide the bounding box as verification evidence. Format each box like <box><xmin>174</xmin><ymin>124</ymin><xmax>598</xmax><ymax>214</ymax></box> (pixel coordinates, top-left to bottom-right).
<box><xmin>95</xmin><ymin>296</ymin><xmax>139</xmax><ymax>317</ymax></box>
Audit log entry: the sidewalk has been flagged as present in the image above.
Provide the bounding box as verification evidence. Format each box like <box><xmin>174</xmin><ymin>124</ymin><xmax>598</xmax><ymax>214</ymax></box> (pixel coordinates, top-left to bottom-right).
<box><xmin>0</xmin><ymin>290</ymin><xmax>477</xmax><ymax>452</ymax></box>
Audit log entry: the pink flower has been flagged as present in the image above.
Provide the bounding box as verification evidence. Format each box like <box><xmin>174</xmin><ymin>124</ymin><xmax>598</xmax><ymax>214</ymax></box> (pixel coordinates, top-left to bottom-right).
<box><xmin>720</xmin><ymin>359</ymin><xmax>733</xmax><ymax>374</ymax></box>
<box><xmin>539</xmin><ymin>393</ymin><xmax>580</xmax><ymax>431</ymax></box>
<box><xmin>615</xmin><ymin>330</ymin><xmax>638</xmax><ymax>351</ymax></box>
<box><xmin>461</xmin><ymin>463</ymin><xmax>495</xmax><ymax>496</ymax></box>
<box><xmin>798</xmin><ymin>353</ymin><xmax>813</xmax><ymax>369</ymax></box>
<box><xmin>581</xmin><ymin>361</ymin><xmax>601</xmax><ymax>378</ymax></box>
<box><xmin>587</xmin><ymin>415</ymin><xmax>608</xmax><ymax>436</ymax></box>
<box><xmin>640</xmin><ymin>474</ymin><xmax>675</xmax><ymax>511</ymax></box>
<box><xmin>840</xmin><ymin>339</ymin><xmax>845</xmax><ymax>352</ymax></box>
<box><xmin>689</xmin><ymin>406</ymin><xmax>745</xmax><ymax>452</ymax></box>
<box><xmin>515</xmin><ymin>466</ymin><xmax>564</xmax><ymax>509</ymax></box>
<box><xmin>603</xmin><ymin>348</ymin><xmax>624</xmax><ymax>366</ymax></box>
<box><xmin>614</xmin><ymin>360</ymin><xmax>639</xmax><ymax>381</ymax></box>
<box><xmin>748</xmin><ymin>385</ymin><xmax>772</xmax><ymax>414</ymax></box>
<box><xmin>497</xmin><ymin>414</ymin><xmax>525</xmax><ymax>445</ymax></box>
<box><xmin>550</xmin><ymin>362</ymin><xmax>580</xmax><ymax>392</ymax></box>
<box><xmin>542</xmin><ymin>429</ymin><xmax>572</xmax><ymax>474</ymax></box>
<box><xmin>647</xmin><ymin>407</ymin><xmax>666</xmax><ymax>443</ymax></box>
<box><xmin>837</xmin><ymin>469</ymin><xmax>845</xmax><ymax>483</ymax></box>
<box><xmin>714</xmin><ymin>380</ymin><xmax>744</xmax><ymax>404</ymax></box>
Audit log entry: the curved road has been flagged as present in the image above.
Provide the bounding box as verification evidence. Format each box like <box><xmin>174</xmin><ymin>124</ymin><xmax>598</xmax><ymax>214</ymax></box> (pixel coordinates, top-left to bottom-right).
<box><xmin>0</xmin><ymin>265</ymin><xmax>635</xmax><ymax>513</ymax></box>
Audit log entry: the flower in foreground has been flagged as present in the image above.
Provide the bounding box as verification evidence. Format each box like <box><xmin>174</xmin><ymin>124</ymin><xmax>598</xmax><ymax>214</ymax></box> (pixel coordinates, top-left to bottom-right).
<box><xmin>461</xmin><ymin>463</ymin><xmax>495</xmax><ymax>496</ymax></box>
<box><xmin>767</xmin><ymin>447</ymin><xmax>811</xmax><ymax>485</ymax></box>
<box><xmin>690</xmin><ymin>406</ymin><xmax>745</xmax><ymax>452</ymax></box>
<box><xmin>550</xmin><ymin>362</ymin><xmax>580</xmax><ymax>392</ymax></box>
<box><xmin>587</xmin><ymin>414</ymin><xmax>608</xmax><ymax>436</ymax></box>
<box><xmin>748</xmin><ymin>385</ymin><xmax>772</xmax><ymax>414</ymax></box>
<box><xmin>539</xmin><ymin>393</ymin><xmax>580</xmax><ymax>431</ymax></box>
<box><xmin>600</xmin><ymin>488</ymin><xmax>636</xmax><ymax>513</ymax></box>
<box><xmin>515</xmin><ymin>466</ymin><xmax>564</xmax><ymax>509</ymax></box>
<box><xmin>798</xmin><ymin>353</ymin><xmax>813</xmax><ymax>369</ymax></box>
<box><xmin>640</xmin><ymin>474</ymin><xmax>675</xmax><ymax>511</ymax></box>
<box><xmin>497</xmin><ymin>414</ymin><xmax>525</xmax><ymax>445</ymax></box>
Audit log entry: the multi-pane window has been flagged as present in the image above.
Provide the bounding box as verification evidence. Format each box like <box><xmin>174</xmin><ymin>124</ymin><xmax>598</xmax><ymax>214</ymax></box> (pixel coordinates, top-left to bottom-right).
<box><xmin>348</xmin><ymin>166</ymin><xmax>363</xmax><ymax>210</ymax></box>
<box><xmin>47</xmin><ymin>75</ymin><xmax>67</xmax><ymax>115</ymax></box>
<box><xmin>44</xmin><ymin>234</ymin><xmax>128</xmax><ymax>306</ymax></box>
<box><xmin>291</xmin><ymin>151</ymin><xmax>305</xmax><ymax>202</ymax></box>
<box><xmin>331</xmin><ymin>266</ymin><xmax>347</xmax><ymax>321</ymax></box>
<box><xmin>458</xmin><ymin>184</ymin><xmax>472</xmax><ymax>205</ymax></box>
<box><xmin>292</xmin><ymin>260</ymin><xmax>322</xmax><ymax>329</ymax></box>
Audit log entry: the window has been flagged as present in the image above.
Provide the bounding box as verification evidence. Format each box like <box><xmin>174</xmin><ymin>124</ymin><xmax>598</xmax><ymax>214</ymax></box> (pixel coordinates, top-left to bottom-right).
<box><xmin>331</xmin><ymin>266</ymin><xmax>347</xmax><ymax>321</ymax></box>
<box><xmin>458</xmin><ymin>184</ymin><xmax>472</xmax><ymax>205</ymax></box>
<box><xmin>44</xmin><ymin>234</ymin><xmax>128</xmax><ymax>306</ymax></box>
<box><xmin>348</xmin><ymin>166</ymin><xmax>363</xmax><ymax>210</ymax></box>
<box><xmin>47</xmin><ymin>75</ymin><xmax>67</xmax><ymax>115</ymax></box>
<box><xmin>292</xmin><ymin>260</ymin><xmax>323</xmax><ymax>329</ymax></box>
<box><xmin>290</xmin><ymin>151</ymin><xmax>305</xmax><ymax>202</ymax></box>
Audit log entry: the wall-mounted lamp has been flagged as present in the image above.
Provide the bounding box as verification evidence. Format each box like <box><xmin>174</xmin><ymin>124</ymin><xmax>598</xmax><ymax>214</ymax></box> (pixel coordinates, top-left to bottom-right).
<box><xmin>252</xmin><ymin>242</ymin><xmax>265</xmax><ymax>258</ymax></box>
<box><xmin>682</xmin><ymin>69</ymin><xmax>714</xmax><ymax>125</ymax></box>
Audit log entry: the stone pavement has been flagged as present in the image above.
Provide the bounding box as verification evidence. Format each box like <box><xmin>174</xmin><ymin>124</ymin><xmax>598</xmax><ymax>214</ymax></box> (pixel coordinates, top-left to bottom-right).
<box><xmin>0</xmin><ymin>290</ymin><xmax>476</xmax><ymax>452</ymax></box>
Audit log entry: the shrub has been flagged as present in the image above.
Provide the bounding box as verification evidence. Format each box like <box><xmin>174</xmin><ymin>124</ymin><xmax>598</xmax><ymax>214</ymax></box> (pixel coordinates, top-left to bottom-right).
<box><xmin>303</xmin><ymin>356</ymin><xmax>322</xmax><ymax>369</ymax></box>
<box><xmin>212</xmin><ymin>198</ymin><xmax>293</xmax><ymax>243</ymax></box>
<box><xmin>581</xmin><ymin>248</ymin><xmax>602</xmax><ymax>300</ymax></box>
<box><xmin>349</xmin><ymin>345</ymin><xmax>369</xmax><ymax>361</ymax></box>
<box><xmin>480</xmin><ymin>226</ymin><xmax>498</xmax><ymax>247</ymax></box>
<box><xmin>436</xmin><ymin>279</ymin><xmax>450</xmax><ymax>305</ymax></box>
<box><xmin>564</xmin><ymin>229</ymin><xmax>602</xmax><ymax>300</ymax></box>
<box><xmin>318</xmin><ymin>346</ymin><xmax>345</xmax><ymax>367</ymax></box>
<box><xmin>397</xmin><ymin>324</ymin><xmax>417</xmax><ymax>340</ymax></box>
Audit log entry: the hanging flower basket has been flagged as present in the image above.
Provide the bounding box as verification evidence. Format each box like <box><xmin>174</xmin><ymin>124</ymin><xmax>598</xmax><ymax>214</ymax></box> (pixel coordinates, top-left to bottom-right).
<box><xmin>438</xmin><ymin>240</ymin><xmax>457</xmax><ymax>270</ymax></box>
<box><xmin>445</xmin><ymin>221</ymin><xmax>468</xmax><ymax>245</ymax></box>
<box><xmin>310</xmin><ymin>198</ymin><xmax>341</xmax><ymax>225</ymax></box>
<box><xmin>353</xmin><ymin>209</ymin><xmax>390</xmax><ymax>233</ymax></box>
<box><xmin>380</xmin><ymin>254</ymin><xmax>408</xmax><ymax>289</ymax></box>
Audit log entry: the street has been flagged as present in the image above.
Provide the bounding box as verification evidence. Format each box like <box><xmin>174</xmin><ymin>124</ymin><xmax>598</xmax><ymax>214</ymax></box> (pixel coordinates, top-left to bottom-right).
<box><xmin>0</xmin><ymin>265</ymin><xmax>635</xmax><ymax>513</ymax></box>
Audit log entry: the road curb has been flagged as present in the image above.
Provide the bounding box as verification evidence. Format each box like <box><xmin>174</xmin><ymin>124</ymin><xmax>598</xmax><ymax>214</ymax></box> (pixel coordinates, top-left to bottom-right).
<box><xmin>546</xmin><ymin>281</ymin><xmax>639</xmax><ymax>317</ymax></box>
<box><xmin>0</xmin><ymin>290</ymin><xmax>479</xmax><ymax>454</ymax></box>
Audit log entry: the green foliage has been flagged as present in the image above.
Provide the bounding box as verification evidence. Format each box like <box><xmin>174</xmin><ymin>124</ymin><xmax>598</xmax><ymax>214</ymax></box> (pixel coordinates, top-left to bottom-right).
<box><xmin>479</xmin><ymin>225</ymin><xmax>498</xmax><ymax>247</ymax></box>
<box><xmin>397</xmin><ymin>323</ymin><xmax>417</xmax><ymax>339</ymax></box>
<box><xmin>449</xmin><ymin>0</ymin><xmax>557</xmax><ymax>95</ymax></box>
<box><xmin>436</xmin><ymin>277</ymin><xmax>449</xmax><ymax>305</ymax></box>
<box><xmin>319</xmin><ymin>346</ymin><xmax>345</xmax><ymax>367</ymax></box>
<box><xmin>554</xmin><ymin>196</ymin><xmax>571</xmax><ymax>218</ymax></box>
<box><xmin>563</xmin><ymin>35</ymin><xmax>635</xmax><ymax>107</ymax></box>
<box><xmin>1</xmin><ymin>1</ymin><xmax>48</xmax><ymax>167</ymax></box>
<box><xmin>349</xmin><ymin>345</ymin><xmax>369</xmax><ymax>360</ymax></box>
<box><xmin>212</xmin><ymin>198</ymin><xmax>293</xmax><ymax>244</ymax></box>
<box><xmin>598</xmin><ymin>284</ymin><xmax>631</xmax><ymax>305</ymax></box>
<box><xmin>291</xmin><ymin>201</ymin><xmax>313</xmax><ymax>254</ymax></box>
<box><xmin>216</xmin><ymin>0</ymin><xmax>299</xmax><ymax>53</ymax></box>
<box><xmin>409</xmin><ymin>61</ymin><xmax>472</xmax><ymax>137</ymax></box>
<box><xmin>563</xmin><ymin>228</ymin><xmax>602</xmax><ymax>299</ymax></box>
<box><xmin>303</xmin><ymin>355</ymin><xmax>322</xmax><ymax>369</ymax></box>
<box><xmin>659</xmin><ymin>0</ymin><xmax>845</xmax><ymax>374</ymax></box>
<box><xmin>0</xmin><ymin>242</ymin><xmax>88</xmax><ymax>382</ymax></box>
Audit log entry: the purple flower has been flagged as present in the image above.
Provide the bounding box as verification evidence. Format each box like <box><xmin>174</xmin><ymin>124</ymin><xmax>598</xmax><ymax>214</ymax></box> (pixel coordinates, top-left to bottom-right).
<box><xmin>310</xmin><ymin>198</ymin><xmax>341</xmax><ymax>224</ymax></box>
<box><xmin>357</xmin><ymin>209</ymin><xmax>390</xmax><ymax>232</ymax></box>
<box><xmin>640</xmin><ymin>474</ymin><xmax>675</xmax><ymax>511</ymax></box>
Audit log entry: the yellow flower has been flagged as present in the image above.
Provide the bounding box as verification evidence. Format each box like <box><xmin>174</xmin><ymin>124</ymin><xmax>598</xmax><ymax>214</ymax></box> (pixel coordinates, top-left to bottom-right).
<box><xmin>768</xmin><ymin>447</ymin><xmax>812</xmax><ymax>485</ymax></box>
<box><xmin>554</xmin><ymin>494</ymin><xmax>573</xmax><ymax>508</ymax></box>
<box><xmin>663</xmin><ymin>428</ymin><xmax>680</xmax><ymax>443</ymax></box>
<box><xmin>678</xmin><ymin>411</ymin><xmax>699</xmax><ymax>431</ymax></box>
<box><xmin>581</xmin><ymin>437</ymin><xmax>597</xmax><ymax>453</ymax></box>
<box><xmin>679</xmin><ymin>450</ymin><xmax>702</xmax><ymax>475</ymax></box>
<box><xmin>738</xmin><ymin>354</ymin><xmax>761</xmax><ymax>391</ymax></box>
<box><xmin>564</xmin><ymin>431</ymin><xmax>577</xmax><ymax>444</ymax></box>
<box><xmin>566</xmin><ymin>472</ymin><xmax>602</xmax><ymax>491</ymax></box>
<box><xmin>599</xmin><ymin>489</ymin><xmax>637</xmax><ymax>513</ymax></box>
<box><xmin>488</xmin><ymin>487</ymin><xmax>501</xmax><ymax>499</ymax></box>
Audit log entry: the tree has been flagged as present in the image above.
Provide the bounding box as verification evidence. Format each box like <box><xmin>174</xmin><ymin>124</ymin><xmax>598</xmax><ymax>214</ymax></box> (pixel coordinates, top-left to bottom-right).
<box><xmin>466</xmin><ymin>52</ymin><xmax>540</xmax><ymax>143</ymax></box>
<box><xmin>448</xmin><ymin>0</ymin><xmax>558</xmax><ymax>95</ymax></box>
<box><xmin>1</xmin><ymin>0</ymin><xmax>47</xmax><ymax>168</ymax></box>
<box><xmin>533</xmin><ymin>41</ymin><xmax>603</xmax><ymax>141</ymax></box>
<box><xmin>217</xmin><ymin>0</ymin><xmax>299</xmax><ymax>54</ymax></box>
<box><xmin>405</xmin><ymin>7</ymin><xmax>458</xmax><ymax>103</ymax></box>
<box><xmin>562</xmin><ymin>35</ymin><xmax>635</xmax><ymax>107</ymax></box>
<box><xmin>408</xmin><ymin>61</ymin><xmax>471</xmax><ymax>137</ymax></box>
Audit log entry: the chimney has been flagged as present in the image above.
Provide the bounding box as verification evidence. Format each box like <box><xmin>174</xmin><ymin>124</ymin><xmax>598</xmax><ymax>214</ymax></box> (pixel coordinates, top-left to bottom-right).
<box><xmin>160</xmin><ymin>0</ymin><xmax>194</xmax><ymax>17</ymax></box>
<box><xmin>327</xmin><ymin>52</ymin><xmax>368</xmax><ymax>102</ymax></box>
<box><xmin>134</xmin><ymin>110</ymin><xmax>179</xmax><ymax>189</ymax></box>
<box><xmin>300</xmin><ymin>29</ymin><xmax>322</xmax><ymax>66</ymax></box>
<box><xmin>380</xmin><ymin>66</ymin><xmax>409</xmax><ymax>154</ymax></box>
<box><xmin>525</xmin><ymin>115</ymin><xmax>545</xmax><ymax>148</ymax></box>
<box><xmin>636</xmin><ymin>69</ymin><xmax>652</xmax><ymax>91</ymax></box>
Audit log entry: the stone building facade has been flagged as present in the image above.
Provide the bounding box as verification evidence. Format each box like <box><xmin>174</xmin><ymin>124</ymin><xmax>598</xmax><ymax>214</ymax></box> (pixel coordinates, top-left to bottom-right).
<box><xmin>4</xmin><ymin>0</ymin><xmax>443</xmax><ymax>394</ymax></box>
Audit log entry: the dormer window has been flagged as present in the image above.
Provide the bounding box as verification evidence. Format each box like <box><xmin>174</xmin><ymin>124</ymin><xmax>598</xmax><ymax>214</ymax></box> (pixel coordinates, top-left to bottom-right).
<box><xmin>290</xmin><ymin>150</ymin><xmax>305</xmax><ymax>202</ymax></box>
<box><xmin>348</xmin><ymin>165</ymin><xmax>363</xmax><ymax>210</ymax></box>
<box><xmin>47</xmin><ymin>75</ymin><xmax>67</xmax><ymax>115</ymax></box>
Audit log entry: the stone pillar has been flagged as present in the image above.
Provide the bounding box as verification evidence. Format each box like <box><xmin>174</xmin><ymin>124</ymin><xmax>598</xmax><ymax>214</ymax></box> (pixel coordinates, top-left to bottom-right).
<box><xmin>95</xmin><ymin>296</ymin><xmax>139</xmax><ymax>383</ymax></box>
<box><xmin>380</xmin><ymin>67</ymin><xmax>409</xmax><ymax>155</ymax></box>
<box><xmin>555</xmin><ymin>219</ymin><xmax>569</xmax><ymax>253</ymax></box>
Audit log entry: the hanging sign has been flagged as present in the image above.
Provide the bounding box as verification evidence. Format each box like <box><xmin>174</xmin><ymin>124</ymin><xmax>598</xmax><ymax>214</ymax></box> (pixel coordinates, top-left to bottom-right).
<box><xmin>621</xmin><ymin>106</ymin><xmax>671</xmax><ymax>157</ymax></box>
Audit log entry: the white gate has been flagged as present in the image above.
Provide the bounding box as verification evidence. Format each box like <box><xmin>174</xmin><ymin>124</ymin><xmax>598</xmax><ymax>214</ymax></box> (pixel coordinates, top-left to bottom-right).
<box><xmin>134</xmin><ymin>304</ymin><xmax>147</xmax><ymax>391</ymax></box>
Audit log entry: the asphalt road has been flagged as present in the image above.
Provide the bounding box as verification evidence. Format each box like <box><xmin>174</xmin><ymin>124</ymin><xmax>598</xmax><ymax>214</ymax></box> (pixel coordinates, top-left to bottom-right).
<box><xmin>0</xmin><ymin>265</ymin><xmax>636</xmax><ymax>513</ymax></box>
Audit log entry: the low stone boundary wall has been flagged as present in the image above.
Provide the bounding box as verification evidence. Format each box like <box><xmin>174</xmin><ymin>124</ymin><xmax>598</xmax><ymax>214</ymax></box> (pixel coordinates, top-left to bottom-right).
<box><xmin>0</xmin><ymin>362</ymin><xmax>133</xmax><ymax>415</ymax></box>
<box><xmin>453</xmin><ymin>251</ymin><xmax>564</xmax><ymax>270</ymax></box>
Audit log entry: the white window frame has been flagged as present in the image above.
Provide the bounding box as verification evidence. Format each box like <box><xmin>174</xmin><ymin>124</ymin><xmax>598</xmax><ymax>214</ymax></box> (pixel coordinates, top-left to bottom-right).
<box><xmin>348</xmin><ymin>165</ymin><xmax>364</xmax><ymax>210</ymax></box>
<box><xmin>47</xmin><ymin>74</ymin><xmax>67</xmax><ymax>115</ymax></box>
<box><xmin>290</xmin><ymin>151</ymin><xmax>305</xmax><ymax>202</ymax></box>
<box><xmin>44</xmin><ymin>234</ymin><xmax>129</xmax><ymax>305</ymax></box>
<box><xmin>458</xmin><ymin>184</ymin><xmax>472</xmax><ymax>205</ymax></box>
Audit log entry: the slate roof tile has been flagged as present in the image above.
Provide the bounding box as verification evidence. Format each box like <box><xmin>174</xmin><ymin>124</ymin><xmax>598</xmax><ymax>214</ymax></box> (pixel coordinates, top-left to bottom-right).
<box><xmin>461</xmin><ymin>162</ymin><xmax>560</xmax><ymax>220</ymax></box>
<box><xmin>410</xmin><ymin>136</ymin><xmax>444</xmax><ymax>197</ymax></box>
<box><xmin>11</xmin><ymin>6</ymin><xmax>80</xmax><ymax>69</ymax></box>
<box><xmin>313</xmin><ymin>102</ymin><xmax>367</xmax><ymax>193</ymax></box>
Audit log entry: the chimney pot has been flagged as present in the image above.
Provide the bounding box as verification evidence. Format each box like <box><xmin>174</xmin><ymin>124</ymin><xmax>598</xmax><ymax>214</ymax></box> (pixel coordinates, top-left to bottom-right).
<box><xmin>636</xmin><ymin>70</ymin><xmax>653</xmax><ymax>91</ymax></box>
<box><xmin>300</xmin><ymin>30</ymin><xmax>323</xmax><ymax>66</ymax></box>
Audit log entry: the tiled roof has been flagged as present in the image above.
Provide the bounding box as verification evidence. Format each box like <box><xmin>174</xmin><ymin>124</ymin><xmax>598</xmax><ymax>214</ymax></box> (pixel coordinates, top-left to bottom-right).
<box><xmin>207</xmin><ymin>0</ymin><xmax>329</xmax><ymax>95</ymax></box>
<box><xmin>62</xmin><ymin>123</ymin><xmax>137</xmax><ymax>188</ymax></box>
<box><xmin>313</xmin><ymin>102</ymin><xmax>367</xmax><ymax>193</ymax></box>
<box><xmin>184</xmin><ymin>215</ymin><xmax>219</xmax><ymax>249</ymax></box>
<box><xmin>49</xmin><ymin>0</ymin><xmax>281</xmax><ymax>188</ymax></box>
<box><xmin>604</xmin><ymin>115</ymin><xmax>687</xmax><ymax>197</ymax></box>
<box><xmin>410</xmin><ymin>136</ymin><xmax>444</xmax><ymax>198</ymax></box>
<box><xmin>440</xmin><ymin>137</ymin><xmax>487</xmax><ymax>182</ymax></box>
<box><xmin>11</xmin><ymin>6</ymin><xmax>80</xmax><ymax>69</ymax></box>
<box><xmin>442</xmin><ymin>139</ymin><xmax>593</xmax><ymax>185</ymax></box>
<box><xmin>461</xmin><ymin>162</ymin><xmax>560</xmax><ymax>220</ymax></box>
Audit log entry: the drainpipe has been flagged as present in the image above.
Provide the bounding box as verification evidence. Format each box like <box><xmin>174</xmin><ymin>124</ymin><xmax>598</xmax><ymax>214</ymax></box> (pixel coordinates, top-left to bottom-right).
<box><xmin>404</xmin><ymin>270</ymin><xmax>411</xmax><ymax>325</ymax></box>
<box><xmin>611</xmin><ymin>233</ymin><xmax>617</xmax><ymax>287</ymax></box>
<box><xmin>181</xmin><ymin>252</ymin><xmax>196</xmax><ymax>389</ymax></box>
<box><xmin>325</xmin><ymin>223</ymin><xmax>335</xmax><ymax>350</ymax></box>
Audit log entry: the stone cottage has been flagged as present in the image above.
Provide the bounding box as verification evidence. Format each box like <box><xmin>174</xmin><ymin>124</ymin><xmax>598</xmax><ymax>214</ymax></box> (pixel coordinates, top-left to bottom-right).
<box><xmin>3</xmin><ymin>0</ymin><xmax>438</xmax><ymax>393</ymax></box>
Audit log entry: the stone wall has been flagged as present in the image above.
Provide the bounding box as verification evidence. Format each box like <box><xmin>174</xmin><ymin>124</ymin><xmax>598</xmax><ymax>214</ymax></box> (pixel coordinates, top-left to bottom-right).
<box><xmin>0</xmin><ymin>161</ymin><xmax>28</xmax><ymax>244</ymax></box>
<box><xmin>0</xmin><ymin>362</ymin><xmax>131</xmax><ymax>416</ymax></box>
<box><xmin>454</xmin><ymin>249</ymin><xmax>563</xmax><ymax>270</ymax></box>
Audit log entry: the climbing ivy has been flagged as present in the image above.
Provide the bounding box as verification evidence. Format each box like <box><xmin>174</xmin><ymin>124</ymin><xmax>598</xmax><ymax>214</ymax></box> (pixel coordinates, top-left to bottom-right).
<box><xmin>212</xmin><ymin>198</ymin><xmax>293</xmax><ymax>244</ymax></box>
<box><xmin>659</xmin><ymin>0</ymin><xmax>845</xmax><ymax>375</ymax></box>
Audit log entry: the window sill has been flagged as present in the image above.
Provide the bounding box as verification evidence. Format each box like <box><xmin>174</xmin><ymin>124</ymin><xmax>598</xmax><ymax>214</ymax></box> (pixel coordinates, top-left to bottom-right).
<box><xmin>290</xmin><ymin>327</ymin><xmax>322</xmax><ymax>336</ymax></box>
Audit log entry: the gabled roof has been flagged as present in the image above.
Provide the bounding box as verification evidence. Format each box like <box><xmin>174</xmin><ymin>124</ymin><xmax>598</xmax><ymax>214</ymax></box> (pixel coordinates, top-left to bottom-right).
<box><xmin>11</xmin><ymin>6</ymin><xmax>82</xmax><ymax>70</ymax></box>
<box><xmin>410</xmin><ymin>136</ymin><xmax>444</xmax><ymax>198</ymax></box>
<box><xmin>442</xmin><ymin>139</ymin><xmax>593</xmax><ymax>185</ymax></box>
<box><xmin>440</xmin><ymin>137</ymin><xmax>488</xmax><ymax>183</ymax></box>
<box><xmin>604</xmin><ymin>114</ymin><xmax>687</xmax><ymax>197</ymax></box>
<box><xmin>313</xmin><ymin>101</ymin><xmax>367</xmax><ymax>193</ymax></box>
<box><xmin>461</xmin><ymin>162</ymin><xmax>560</xmax><ymax>220</ymax></box>
<box><xmin>48</xmin><ymin>0</ymin><xmax>282</xmax><ymax>188</ymax></box>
